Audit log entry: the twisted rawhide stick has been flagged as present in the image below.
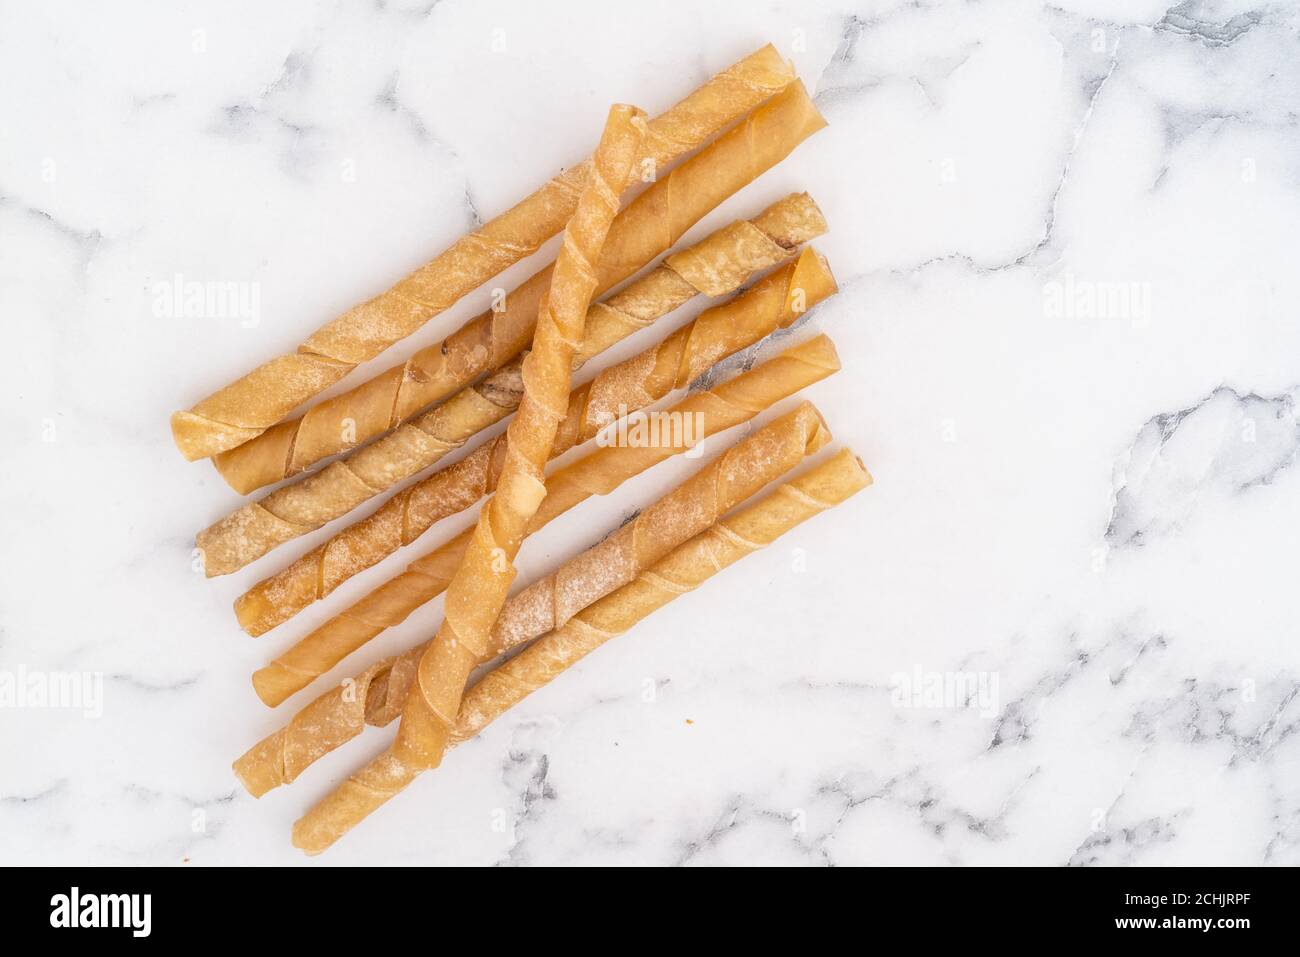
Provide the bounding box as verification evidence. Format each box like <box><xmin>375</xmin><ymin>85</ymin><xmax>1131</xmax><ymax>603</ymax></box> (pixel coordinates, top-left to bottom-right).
<box><xmin>197</xmin><ymin>193</ymin><xmax>828</xmax><ymax>578</ymax></box>
<box><xmin>207</xmin><ymin>81</ymin><xmax>826</xmax><ymax>491</ymax></box>
<box><xmin>232</xmin><ymin>245</ymin><xmax>835</xmax><ymax>634</ymax></box>
<box><xmin>169</xmin><ymin>44</ymin><xmax>796</xmax><ymax>461</ymax></box>
<box><xmin>234</xmin><ymin>402</ymin><xmax>831</xmax><ymax>796</ymax></box>
<box><xmin>251</xmin><ymin>334</ymin><xmax>841</xmax><ymax>707</ymax></box>
<box><xmin>287</xmin><ymin>106</ymin><xmax>647</xmax><ymax>836</ymax></box>
<box><xmin>454</xmin><ymin>448</ymin><xmax>873</xmax><ymax>738</ymax></box>
<box><xmin>290</xmin><ymin>448</ymin><xmax>872</xmax><ymax>851</ymax></box>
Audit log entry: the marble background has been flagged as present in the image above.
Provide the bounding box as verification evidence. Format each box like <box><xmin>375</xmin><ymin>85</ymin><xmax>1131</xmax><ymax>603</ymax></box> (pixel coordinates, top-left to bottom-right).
<box><xmin>2</xmin><ymin>0</ymin><xmax>1298</xmax><ymax>866</ymax></box>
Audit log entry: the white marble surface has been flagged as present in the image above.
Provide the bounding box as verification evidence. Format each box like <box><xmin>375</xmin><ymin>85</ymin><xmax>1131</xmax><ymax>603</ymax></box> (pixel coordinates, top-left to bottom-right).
<box><xmin>2</xmin><ymin>0</ymin><xmax>1299</xmax><ymax>866</ymax></box>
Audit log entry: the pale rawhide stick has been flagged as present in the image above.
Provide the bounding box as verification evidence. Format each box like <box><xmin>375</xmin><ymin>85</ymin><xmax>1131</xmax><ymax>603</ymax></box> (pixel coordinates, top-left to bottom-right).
<box><xmin>488</xmin><ymin>401</ymin><xmax>827</xmax><ymax>648</ymax></box>
<box><xmin>286</xmin><ymin>105</ymin><xmax>648</xmax><ymax>844</ymax></box>
<box><xmin>197</xmin><ymin>193</ymin><xmax>828</xmax><ymax>578</ymax></box>
<box><xmin>234</xmin><ymin>402</ymin><xmax>830</xmax><ymax>796</ymax></box>
<box><xmin>290</xmin><ymin>449</ymin><xmax>872</xmax><ymax>850</ymax></box>
<box><xmin>454</xmin><ymin>448</ymin><xmax>872</xmax><ymax>740</ymax></box>
<box><xmin>251</xmin><ymin>335</ymin><xmax>841</xmax><ymax>707</ymax></box>
<box><xmin>233</xmin><ymin>244</ymin><xmax>835</xmax><ymax>633</ymax></box>
<box><xmin>169</xmin><ymin>44</ymin><xmax>795</xmax><ymax>461</ymax></box>
<box><xmin>210</xmin><ymin>80</ymin><xmax>827</xmax><ymax>492</ymax></box>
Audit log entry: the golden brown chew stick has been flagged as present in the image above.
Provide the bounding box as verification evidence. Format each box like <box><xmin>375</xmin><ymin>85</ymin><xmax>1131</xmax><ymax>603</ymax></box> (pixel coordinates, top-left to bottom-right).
<box><xmin>454</xmin><ymin>448</ymin><xmax>872</xmax><ymax>739</ymax></box>
<box><xmin>169</xmin><ymin>45</ymin><xmax>795</xmax><ymax>461</ymax></box>
<box><xmin>250</xmin><ymin>334</ymin><xmax>841</xmax><ymax>707</ymax></box>
<box><xmin>233</xmin><ymin>402</ymin><xmax>830</xmax><ymax>796</ymax></box>
<box><xmin>196</xmin><ymin>193</ymin><xmax>828</xmax><ymax>578</ymax></box>
<box><xmin>333</xmin><ymin>106</ymin><xmax>647</xmax><ymax>802</ymax></box>
<box><xmin>289</xmin><ymin>448</ymin><xmax>871</xmax><ymax>851</ymax></box>
<box><xmin>486</xmin><ymin>408</ymin><xmax>826</xmax><ymax>647</ymax></box>
<box><xmin>209</xmin><ymin>81</ymin><xmax>827</xmax><ymax>491</ymax></box>
<box><xmin>232</xmin><ymin>245</ymin><xmax>835</xmax><ymax>632</ymax></box>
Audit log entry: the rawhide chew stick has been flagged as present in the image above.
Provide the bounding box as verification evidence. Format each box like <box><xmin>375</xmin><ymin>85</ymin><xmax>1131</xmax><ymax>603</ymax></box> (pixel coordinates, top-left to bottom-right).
<box><xmin>209</xmin><ymin>80</ymin><xmax>826</xmax><ymax>492</ymax></box>
<box><xmin>290</xmin><ymin>448</ymin><xmax>872</xmax><ymax>851</ymax></box>
<box><xmin>488</xmin><ymin>400</ymin><xmax>827</xmax><ymax>648</ymax></box>
<box><xmin>454</xmin><ymin>448</ymin><xmax>872</xmax><ymax>740</ymax></box>
<box><xmin>233</xmin><ymin>244</ymin><xmax>835</xmax><ymax>633</ymax></box>
<box><xmin>197</xmin><ymin>193</ymin><xmax>828</xmax><ymax>578</ymax></box>
<box><xmin>169</xmin><ymin>44</ymin><xmax>795</xmax><ymax>461</ymax></box>
<box><xmin>250</xmin><ymin>334</ymin><xmax>841</xmax><ymax>707</ymax></box>
<box><xmin>234</xmin><ymin>401</ymin><xmax>830</xmax><ymax>796</ymax></box>
<box><xmin>291</xmin><ymin>106</ymin><xmax>649</xmax><ymax>831</ymax></box>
